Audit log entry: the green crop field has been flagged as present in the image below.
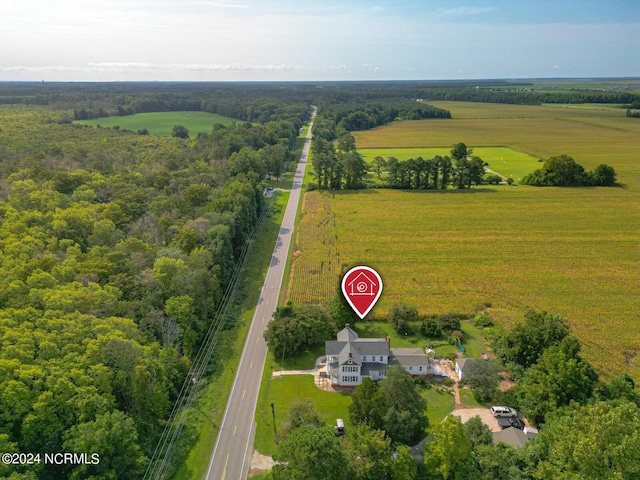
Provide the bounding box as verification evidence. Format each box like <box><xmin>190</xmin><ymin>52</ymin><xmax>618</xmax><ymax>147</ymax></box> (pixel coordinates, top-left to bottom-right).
<box><xmin>289</xmin><ymin>101</ymin><xmax>640</xmax><ymax>382</ymax></box>
<box><xmin>76</xmin><ymin>111</ymin><xmax>240</xmax><ymax>136</ymax></box>
<box><xmin>359</xmin><ymin>146</ymin><xmax>541</xmax><ymax>181</ymax></box>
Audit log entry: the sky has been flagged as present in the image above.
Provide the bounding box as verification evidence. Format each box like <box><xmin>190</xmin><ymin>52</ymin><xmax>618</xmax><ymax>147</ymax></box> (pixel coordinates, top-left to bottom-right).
<box><xmin>1</xmin><ymin>0</ymin><xmax>638</xmax><ymax>82</ymax></box>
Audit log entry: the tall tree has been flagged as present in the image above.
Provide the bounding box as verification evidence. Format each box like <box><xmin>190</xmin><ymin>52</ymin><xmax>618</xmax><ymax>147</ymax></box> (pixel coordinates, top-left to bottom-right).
<box><xmin>516</xmin><ymin>336</ymin><xmax>598</xmax><ymax>426</ymax></box>
<box><xmin>378</xmin><ymin>366</ymin><xmax>428</xmax><ymax>444</ymax></box>
<box><xmin>349</xmin><ymin>377</ymin><xmax>385</xmax><ymax>430</ymax></box>
<box><xmin>344</xmin><ymin>425</ymin><xmax>393</xmax><ymax>480</ymax></box>
<box><xmin>272</xmin><ymin>425</ymin><xmax>348</xmax><ymax>480</ymax></box>
<box><xmin>439</xmin><ymin>155</ymin><xmax>453</xmax><ymax>189</ymax></box>
<box><xmin>468</xmin><ymin>156</ymin><xmax>486</xmax><ymax>187</ymax></box>
<box><xmin>493</xmin><ymin>309</ymin><xmax>570</xmax><ymax>370</ymax></box>
<box><xmin>340</xmin><ymin>150</ymin><xmax>367</xmax><ymax>189</ymax></box>
<box><xmin>373</xmin><ymin>156</ymin><xmax>386</xmax><ymax>179</ymax></box>
<box><xmin>461</xmin><ymin>360</ymin><xmax>501</xmax><ymax>401</ymax></box>
<box><xmin>424</xmin><ymin>415</ymin><xmax>478</xmax><ymax>480</ymax></box>
<box><xmin>261</xmin><ymin>144</ymin><xmax>289</xmax><ymax>180</ymax></box>
<box><xmin>450</xmin><ymin>142</ymin><xmax>470</xmax><ymax>161</ymax></box>
<box><xmin>276</xmin><ymin>398</ymin><xmax>322</xmax><ymax>442</ymax></box>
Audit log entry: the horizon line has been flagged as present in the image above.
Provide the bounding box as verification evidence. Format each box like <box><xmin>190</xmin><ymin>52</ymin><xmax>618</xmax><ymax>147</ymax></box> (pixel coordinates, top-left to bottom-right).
<box><xmin>2</xmin><ymin>76</ymin><xmax>640</xmax><ymax>84</ymax></box>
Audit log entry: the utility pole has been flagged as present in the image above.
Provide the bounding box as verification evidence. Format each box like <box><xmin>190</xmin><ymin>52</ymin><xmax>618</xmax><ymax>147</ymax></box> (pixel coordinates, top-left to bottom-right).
<box><xmin>271</xmin><ymin>403</ymin><xmax>277</xmax><ymax>438</ymax></box>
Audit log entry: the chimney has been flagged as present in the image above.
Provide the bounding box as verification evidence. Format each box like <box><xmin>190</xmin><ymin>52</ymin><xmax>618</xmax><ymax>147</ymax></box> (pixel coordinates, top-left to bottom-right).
<box><xmin>386</xmin><ymin>336</ymin><xmax>391</xmax><ymax>348</ymax></box>
<box><xmin>345</xmin><ymin>323</ymin><xmax>350</xmax><ymax>330</ymax></box>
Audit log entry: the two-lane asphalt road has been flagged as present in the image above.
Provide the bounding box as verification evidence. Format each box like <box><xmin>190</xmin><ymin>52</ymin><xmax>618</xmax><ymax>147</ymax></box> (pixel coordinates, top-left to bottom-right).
<box><xmin>205</xmin><ymin>107</ymin><xmax>316</xmax><ymax>480</ymax></box>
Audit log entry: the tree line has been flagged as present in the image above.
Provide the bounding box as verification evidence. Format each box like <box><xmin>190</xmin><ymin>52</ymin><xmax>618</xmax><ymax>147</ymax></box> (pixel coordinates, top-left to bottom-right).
<box><xmin>312</xmin><ymin>99</ymin><xmax>451</xmax><ymax>142</ymax></box>
<box><xmin>310</xmin><ymin>140</ymin><xmax>487</xmax><ymax>191</ymax></box>
<box><xmin>2</xmin><ymin>81</ymin><xmax>636</xmax><ymax>121</ymax></box>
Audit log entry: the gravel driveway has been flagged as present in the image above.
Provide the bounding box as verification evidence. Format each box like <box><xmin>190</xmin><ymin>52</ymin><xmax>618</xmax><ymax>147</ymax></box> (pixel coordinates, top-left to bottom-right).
<box><xmin>450</xmin><ymin>407</ymin><xmax>503</xmax><ymax>432</ymax></box>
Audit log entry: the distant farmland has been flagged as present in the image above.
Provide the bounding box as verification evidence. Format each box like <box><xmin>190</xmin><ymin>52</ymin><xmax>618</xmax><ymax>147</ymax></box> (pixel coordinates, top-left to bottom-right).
<box><xmin>76</xmin><ymin>111</ymin><xmax>239</xmax><ymax>136</ymax></box>
<box><xmin>289</xmin><ymin>101</ymin><xmax>640</xmax><ymax>382</ymax></box>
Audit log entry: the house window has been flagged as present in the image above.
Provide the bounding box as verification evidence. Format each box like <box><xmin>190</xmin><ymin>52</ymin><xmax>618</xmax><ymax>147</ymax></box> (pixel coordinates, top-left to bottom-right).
<box><xmin>349</xmin><ymin>376</ymin><xmax>357</xmax><ymax>382</ymax></box>
<box><xmin>380</xmin><ymin>356</ymin><xmax>383</xmax><ymax>361</ymax></box>
<box><xmin>362</xmin><ymin>356</ymin><xmax>367</xmax><ymax>361</ymax></box>
<box><xmin>409</xmin><ymin>366</ymin><xmax>413</xmax><ymax>371</ymax></box>
<box><xmin>419</xmin><ymin>366</ymin><xmax>423</xmax><ymax>371</ymax></box>
<box><xmin>342</xmin><ymin>376</ymin><xmax>347</xmax><ymax>383</ymax></box>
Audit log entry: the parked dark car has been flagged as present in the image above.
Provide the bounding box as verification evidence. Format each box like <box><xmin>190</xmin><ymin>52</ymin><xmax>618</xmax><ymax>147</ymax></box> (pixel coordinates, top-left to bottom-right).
<box><xmin>498</xmin><ymin>417</ymin><xmax>525</xmax><ymax>430</ymax></box>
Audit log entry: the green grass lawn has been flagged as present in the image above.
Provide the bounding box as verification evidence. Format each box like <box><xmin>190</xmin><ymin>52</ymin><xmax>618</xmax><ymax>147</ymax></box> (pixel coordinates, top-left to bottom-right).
<box><xmin>458</xmin><ymin>388</ymin><xmax>484</xmax><ymax>408</ymax></box>
<box><xmin>76</xmin><ymin>111</ymin><xmax>239</xmax><ymax>136</ymax></box>
<box><xmin>254</xmin><ymin>367</ymin><xmax>352</xmax><ymax>456</ymax></box>
<box><xmin>423</xmin><ymin>387</ymin><xmax>455</xmax><ymax>428</ymax></box>
<box><xmin>359</xmin><ymin>146</ymin><xmax>540</xmax><ymax>182</ymax></box>
<box><xmin>273</xmin><ymin>344</ymin><xmax>325</xmax><ymax>371</ymax></box>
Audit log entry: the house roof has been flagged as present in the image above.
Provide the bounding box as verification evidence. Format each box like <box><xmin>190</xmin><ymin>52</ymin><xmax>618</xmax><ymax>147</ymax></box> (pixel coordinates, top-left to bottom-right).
<box><xmin>338</xmin><ymin>345</ymin><xmax>361</xmax><ymax>366</ymax></box>
<box><xmin>492</xmin><ymin>427</ymin><xmax>537</xmax><ymax>448</ymax></box>
<box><xmin>337</xmin><ymin>326</ymin><xmax>359</xmax><ymax>342</ymax></box>
<box><xmin>456</xmin><ymin>358</ymin><xmax>480</xmax><ymax>372</ymax></box>
<box><xmin>327</xmin><ymin>337</ymin><xmax>390</xmax><ymax>366</ymax></box>
<box><xmin>325</xmin><ymin>341</ymin><xmax>347</xmax><ymax>356</ymax></box>
<box><xmin>352</xmin><ymin>339</ymin><xmax>390</xmax><ymax>356</ymax></box>
<box><xmin>389</xmin><ymin>348</ymin><xmax>430</xmax><ymax>367</ymax></box>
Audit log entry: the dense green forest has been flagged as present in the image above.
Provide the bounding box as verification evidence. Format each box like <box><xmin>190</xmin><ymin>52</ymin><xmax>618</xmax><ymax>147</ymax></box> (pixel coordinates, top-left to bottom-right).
<box><xmin>0</xmin><ymin>84</ymin><xmax>307</xmax><ymax>478</ymax></box>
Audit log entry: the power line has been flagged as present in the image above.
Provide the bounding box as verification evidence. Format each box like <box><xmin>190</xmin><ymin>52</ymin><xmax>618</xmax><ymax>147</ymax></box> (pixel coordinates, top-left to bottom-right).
<box><xmin>144</xmin><ymin>197</ymin><xmax>274</xmax><ymax>479</ymax></box>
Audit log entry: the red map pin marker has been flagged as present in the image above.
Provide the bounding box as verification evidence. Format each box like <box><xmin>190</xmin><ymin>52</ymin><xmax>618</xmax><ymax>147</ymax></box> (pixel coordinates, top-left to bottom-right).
<box><xmin>341</xmin><ymin>266</ymin><xmax>383</xmax><ymax>319</ymax></box>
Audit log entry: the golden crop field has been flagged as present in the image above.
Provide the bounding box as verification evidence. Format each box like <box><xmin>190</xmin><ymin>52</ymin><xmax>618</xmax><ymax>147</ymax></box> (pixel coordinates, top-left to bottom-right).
<box><xmin>289</xmin><ymin>102</ymin><xmax>640</xmax><ymax>381</ymax></box>
<box><xmin>287</xmin><ymin>192</ymin><xmax>341</xmax><ymax>304</ymax></box>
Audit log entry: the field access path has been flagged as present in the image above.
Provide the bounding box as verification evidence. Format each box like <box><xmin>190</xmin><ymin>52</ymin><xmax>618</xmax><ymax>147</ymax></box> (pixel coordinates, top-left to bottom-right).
<box><xmin>205</xmin><ymin>106</ymin><xmax>316</xmax><ymax>480</ymax></box>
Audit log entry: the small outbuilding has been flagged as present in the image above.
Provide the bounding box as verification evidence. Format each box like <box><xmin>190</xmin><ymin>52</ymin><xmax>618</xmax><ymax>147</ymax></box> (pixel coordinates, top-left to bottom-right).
<box><xmin>455</xmin><ymin>358</ymin><xmax>481</xmax><ymax>380</ymax></box>
<box><xmin>492</xmin><ymin>426</ymin><xmax>538</xmax><ymax>448</ymax></box>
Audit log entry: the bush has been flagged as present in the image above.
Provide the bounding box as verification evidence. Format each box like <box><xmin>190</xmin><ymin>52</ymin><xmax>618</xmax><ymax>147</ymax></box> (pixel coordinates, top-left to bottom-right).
<box><xmin>388</xmin><ymin>303</ymin><xmax>419</xmax><ymax>334</ymax></box>
<box><xmin>485</xmin><ymin>174</ymin><xmax>502</xmax><ymax>185</ymax></box>
<box><xmin>443</xmin><ymin>352</ymin><xmax>457</xmax><ymax>362</ymax></box>
<box><xmin>420</xmin><ymin>318</ymin><xmax>442</xmax><ymax>338</ymax></box>
<box><xmin>436</xmin><ymin>312</ymin><xmax>464</xmax><ymax>333</ymax></box>
<box><xmin>442</xmin><ymin>377</ymin><xmax>456</xmax><ymax>387</ymax></box>
<box><xmin>474</xmin><ymin>312</ymin><xmax>494</xmax><ymax>327</ymax></box>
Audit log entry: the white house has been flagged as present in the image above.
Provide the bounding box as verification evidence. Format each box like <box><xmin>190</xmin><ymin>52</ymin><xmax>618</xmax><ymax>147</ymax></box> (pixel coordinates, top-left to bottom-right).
<box><xmin>455</xmin><ymin>358</ymin><xmax>481</xmax><ymax>380</ymax></box>
<box><xmin>325</xmin><ymin>325</ymin><xmax>447</xmax><ymax>387</ymax></box>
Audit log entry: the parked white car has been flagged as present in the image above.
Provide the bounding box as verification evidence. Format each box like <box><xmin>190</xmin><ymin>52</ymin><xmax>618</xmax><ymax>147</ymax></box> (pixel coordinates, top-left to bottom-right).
<box><xmin>490</xmin><ymin>406</ymin><xmax>518</xmax><ymax>418</ymax></box>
